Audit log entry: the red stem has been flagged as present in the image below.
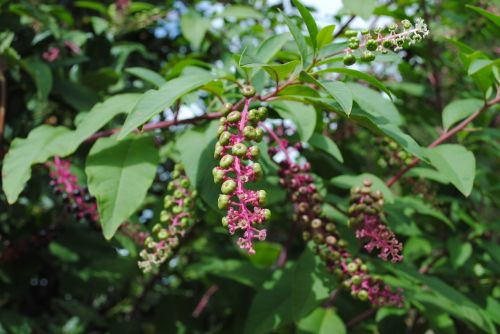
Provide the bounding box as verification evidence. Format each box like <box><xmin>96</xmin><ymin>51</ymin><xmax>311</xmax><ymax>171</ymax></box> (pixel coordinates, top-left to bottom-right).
<box><xmin>386</xmin><ymin>93</ymin><xmax>500</xmax><ymax>187</ymax></box>
<box><xmin>192</xmin><ymin>285</ymin><xmax>219</xmax><ymax>318</ymax></box>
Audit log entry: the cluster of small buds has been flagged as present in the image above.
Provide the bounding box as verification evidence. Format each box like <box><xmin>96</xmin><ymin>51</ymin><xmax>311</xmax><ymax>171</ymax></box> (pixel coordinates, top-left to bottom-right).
<box><xmin>375</xmin><ymin>137</ymin><xmax>414</xmax><ymax>169</ymax></box>
<box><xmin>277</xmin><ymin>160</ymin><xmax>403</xmax><ymax>306</ymax></box>
<box><xmin>348</xmin><ymin>180</ymin><xmax>403</xmax><ymax>263</ymax></box>
<box><xmin>138</xmin><ymin>164</ymin><xmax>197</xmax><ymax>273</ymax></box>
<box><xmin>342</xmin><ymin>18</ymin><xmax>430</xmax><ymax>66</ymax></box>
<box><xmin>46</xmin><ymin>157</ymin><xmax>99</xmax><ymax>223</ymax></box>
<box><xmin>42</xmin><ymin>41</ymin><xmax>81</xmax><ymax>62</ymax></box>
<box><xmin>212</xmin><ymin>86</ymin><xmax>271</xmax><ymax>255</ymax></box>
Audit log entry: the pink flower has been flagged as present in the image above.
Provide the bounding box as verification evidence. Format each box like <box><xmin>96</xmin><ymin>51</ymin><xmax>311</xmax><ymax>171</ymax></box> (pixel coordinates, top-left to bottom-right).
<box><xmin>42</xmin><ymin>47</ymin><xmax>60</xmax><ymax>62</ymax></box>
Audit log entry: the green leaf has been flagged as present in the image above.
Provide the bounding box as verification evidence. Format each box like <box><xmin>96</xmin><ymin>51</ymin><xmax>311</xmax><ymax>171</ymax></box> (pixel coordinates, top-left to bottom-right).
<box><xmin>447</xmin><ymin>237</ymin><xmax>472</xmax><ymax>269</ymax></box>
<box><xmin>466</xmin><ymin>5</ymin><xmax>500</xmax><ymax>27</ymax></box>
<box><xmin>298</xmin><ymin>308</ymin><xmax>346</xmax><ymax>334</ymax></box>
<box><xmin>176</xmin><ymin>121</ymin><xmax>219</xmax><ymax>210</ymax></box>
<box><xmin>244</xmin><ymin>248</ymin><xmax>330</xmax><ymax>334</ymax></box>
<box><xmin>22</xmin><ymin>58</ymin><xmax>52</xmax><ymax>102</ymax></box>
<box><xmin>255</xmin><ymin>33</ymin><xmax>291</xmax><ymax>63</ymax></box>
<box><xmin>308</xmin><ymin>133</ymin><xmax>343</xmax><ymax>163</ymax></box>
<box><xmin>330</xmin><ymin>173</ymin><xmax>394</xmax><ymax>203</ymax></box>
<box><xmin>468</xmin><ymin>59</ymin><xmax>495</xmax><ymax>75</ymax></box>
<box><xmin>316</xmin><ymin>67</ymin><xmax>392</xmax><ymax>97</ymax></box>
<box><xmin>291</xmin><ymin>0</ymin><xmax>318</xmax><ymax>50</ymax></box>
<box><xmin>282</xmin><ymin>13</ymin><xmax>309</xmax><ymax>66</ymax></box>
<box><xmin>316</xmin><ymin>25</ymin><xmax>335</xmax><ymax>50</ymax></box>
<box><xmin>442</xmin><ymin>98</ymin><xmax>483</xmax><ymax>130</ymax></box>
<box><xmin>406</xmin><ymin>167</ymin><xmax>450</xmax><ymax>184</ymax></box>
<box><xmin>347</xmin><ymin>82</ymin><xmax>401</xmax><ymax>125</ymax></box>
<box><xmin>300</xmin><ymin>71</ymin><xmax>352</xmax><ymax>115</ymax></box>
<box><xmin>396</xmin><ymin>197</ymin><xmax>453</xmax><ymax>229</ymax></box>
<box><xmin>75</xmin><ymin>1</ymin><xmax>107</xmax><ymax>14</ymax></box>
<box><xmin>85</xmin><ymin>136</ymin><xmax>159</xmax><ymax>239</ymax></box>
<box><xmin>119</xmin><ymin>72</ymin><xmax>213</xmax><ymax>139</ymax></box>
<box><xmin>271</xmin><ymin>100</ymin><xmax>317</xmax><ymax>141</ymax></box>
<box><xmin>243</xmin><ymin>60</ymin><xmax>300</xmax><ymax>83</ymax></box>
<box><xmin>125</xmin><ymin>67</ymin><xmax>166</xmax><ymax>88</ymax></box>
<box><xmin>426</xmin><ymin>144</ymin><xmax>476</xmax><ymax>197</ymax></box>
<box><xmin>220</xmin><ymin>5</ymin><xmax>263</xmax><ymax>20</ymax></box>
<box><xmin>342</xmin><ymin>0</ymin><xmax>376</xmax><ymax>20</ymax></box>
<box><xmin>247</xmin><ymin>242</ymin><xmax>283</xmax><ymax>268</ymax></box>
<box><xmin>49</xmin><ymin>242</ymin><xmax>79</xmax><ymax>263</ymax></box>
<box><xmin>180</xmin><ymin>10</ymin><xmax>211</xmax><ymax>50</ymax></box>
<box><xmin>2</xmin><ymin>126</ymin><xmax>73</xmax><ymax>204</ymax></box>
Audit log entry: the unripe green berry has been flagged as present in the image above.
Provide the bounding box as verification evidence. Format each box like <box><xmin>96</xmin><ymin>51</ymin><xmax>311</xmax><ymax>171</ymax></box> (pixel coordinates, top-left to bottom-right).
<box><xmin>257</xmin><ymin>190</ymin><xmax>267</xmax><ymax>205</ymax></box>
<box><xmin>402</xmin><ymin>19</ymin><xmax>412</xmax><ymax>29</ymax></box>
<box><xmin>382</xmin><ymin>39</ymin><xmax>393</xmax><ymax>48</ymax></box>
<box><xmin>343</xmin><ymin>54</ymin><xmax>356</xmax><ymax>66</ymax></box>
<box><xmin>254</xmin><ymin>127</ymin><xmax>264</xmax><ymax>142</ymax></box>
<box><xmin>345</xmin><ymin>30</ymin><xmax>357</xmax><ymax>37</ymax></box>
<box><xmin>248</xmin><ymin>109</ymin><xmax>259</xmax><ymax>122</ymax></box>
<box><xmin>361</xmin><ymin>29</ymin><xmax>369</xmax><ymax>35</ymax></box>
<box><xmin>252</xmin><ymin>163</ymin><xmax>263</xmax><ymax>179</ymax></box>
<box><xmin>311</xmin><ymin>218</ymin><xmax>322</xmax><ymax>229</ymax></box>
<box><xmin>352</xmin><ymin>275</ymin><xmax>362</xmax><ymax>285</ymax></box>
<box><xmin>347</xmin><ymin>262</ymin><xmax>358</xmax><ymax>273</ymax></box>
<box><xmin>214</xmin><ymin>145</ymin><xmax>223</xmax><ymax>159</ymax></box>
<box><xmin>218</xmin><ymin>194</ymin><xmax>229</xmax><ymax>209</ymax></box>
<box><xmin>152</xmin><ymin>223</ymin><xmax>162</xmax><ymax>234</ymax></box>
<box><xmin>216</xmin><ymin>125</ymin><xmax>225</xmax><ymax>137</ymax></box>
<box><xmin>220</xmin><ymin>155</ymin><xmax>234</xmax><ymax>168</ymax></box>
<box><xmin>326</xmin><ymin>235</ymin><xmax>336</xmax><ymax>245</ymax></box>
<box><xmin>257</xmin><ymin>107</ymin><xmax>268</xmax><ymax>120</ymax></box>
<box><xmin>180</xmin><ymin>178</ymin><xmax>190</xmax><ymax>188</ymax></box>
<box><xmin>221</xmin><ymin>179</ymin><xmax>237</xmax><ymax>194</ymax></box>
<box><xmin>263</xmin><ymin>208</ymin><xmax>271</xmax><ymax>221</ymax></box>
<box><xmin>212</xmin><ymin>167</ymin><xmax>224</xmax><ymax>183</ymax></box>
<box><xmin>220</xmin><ymin>102</ymin><xmax>233</xmax><ymax>116</ymax></box>
<box><xmin>366</xmin><ymin>39</ymin><xmax>378</xmax><ymax>51</ymax></box>
<box><xmin>243</xmin><ymin>126</ymin><xmax>256</xmax><ymax>140</ymax></box>
<box><xmin>248</xmin><ymin>145</ymin><xmax>260</xmax><ymax>158</ymax></box>
<box><xmin>232</xmin><ymin>143</ymin><xmax>248</xmax><ymax>157</ymax></box>
<box><xmin>158</xmin><ymin>230</ymin><xmax>168</xmax><ymax>240</ymax></box>
<box><xmin>361</xmin><ymin>51</ymin><xmax>376</xmax><ymax>62</ymax></box>
<box><xmin>242</xmin><ymin>85</ymin><xmax>256</xmax><ymax>97</ymax></box>
<box><xmin>358</xmin><ymin>290</ymin><xmax>369</xmax><ymax>301</ymax></box>
<box><xmin>219</xmin><ymin>131</ymin><xmax>231</xmax><ymax>145</ymax></box>
<box><xmin>227</xmin><ymin>111</ymin><xmax>241</xmax><ymax>123</ymax></box>
<box><xmin>221</xmin><ymin>217</ymin><xmax>228</xmax><ymax>227</ymax></box>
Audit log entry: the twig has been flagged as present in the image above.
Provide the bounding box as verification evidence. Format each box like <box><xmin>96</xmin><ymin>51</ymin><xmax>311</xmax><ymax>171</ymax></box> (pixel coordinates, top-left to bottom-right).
<box><xmin>192</xmin><ymin>285</ymin><xmax>219</xmax><ymax>318</ymax></box>
<box><xmin>347</xmin><ymin>308</ymin><xmax>376</xmax><ymax>328</ymax></box>
<box><xmin>334</xmin><ymin>16</ymin><xmax>355</xmax><ymax>38</ymax></box>
<box><xmin>386</xmin><ymin>93</ymin><xmax>500</xmax><ymax>187</ymax></box>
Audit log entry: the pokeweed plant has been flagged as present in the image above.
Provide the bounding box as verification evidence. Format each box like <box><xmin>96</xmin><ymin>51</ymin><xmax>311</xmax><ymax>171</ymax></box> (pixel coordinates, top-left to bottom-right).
<box><xmin>0</xmin><ymin>0</ymin><xmax>499</xmax><ymax>333</ymax></box>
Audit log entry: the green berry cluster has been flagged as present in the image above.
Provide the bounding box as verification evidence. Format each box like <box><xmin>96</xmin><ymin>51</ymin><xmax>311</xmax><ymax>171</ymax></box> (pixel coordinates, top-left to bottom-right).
<box><xmin>138</xmin><ymin>164</ymin><xmax>197</xmax><ymax>273</ymax></box>
<box><xmin>375</xmin><ymin>137</ymin><xmax>414</xmax><ymax>169</ymax></box>
<box><xmin>342</xmin><ymin>18</ymin><xmax>429</xmax><ymax>66</ymax></box>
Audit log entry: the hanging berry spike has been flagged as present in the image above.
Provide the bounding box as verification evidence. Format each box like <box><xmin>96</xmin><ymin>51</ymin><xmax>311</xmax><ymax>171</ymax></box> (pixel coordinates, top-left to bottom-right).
<box><xmin>348</xmin><ymin>180</ymin><xmax>403</xmax><ymax>263</ymax></box>
<box><xmin>212</xmin><ymin>85</ymin><xmax>270</xmax><ymax>255</ymax></box>
<box><xmin>138</xmin><ymin>163</ymin><xmax>197</xmax><ymax>273</ymax></box>
<box><xmin>266</xmin><ymin>127</ymin><xmax>403</xmax><ymax>307</ymax></box>
<box><xmin>46</xmin><ymin>157</ymin><xmax>98</xmax><ymax>223</ymax></box>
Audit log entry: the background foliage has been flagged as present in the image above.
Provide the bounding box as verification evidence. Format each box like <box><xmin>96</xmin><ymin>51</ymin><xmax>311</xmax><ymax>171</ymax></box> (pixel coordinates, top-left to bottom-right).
<box><xmin>0</xmin><ymin>0</ymin><xmax>499</xmax><ymax>333</ymax></box>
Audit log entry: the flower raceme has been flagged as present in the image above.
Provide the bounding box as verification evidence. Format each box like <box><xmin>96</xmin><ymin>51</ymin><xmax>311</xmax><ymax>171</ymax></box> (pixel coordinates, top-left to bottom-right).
<box><xmin>277</xmin><ymin>160</ymin><xmax>403</xmax><ymax>306</ymax></box>
<box><xmin>139</xmin><ymin>164</ymin><xmax>196</xmax><ymax>273</ymax></box>
<box><xmin>348</xmin><ymin>180</ymin><xmax>403</xmax><ymax>263</ymax></box>
<box><xmin>342</xmin><ymin>18</ymin><xmax>429</xmax><ymax>66</ymax></box>
<box><xmin>46</xmin><ymin>157</ymin><xmax>99</xmax><ymax>223</ymax></box>
<box><xmin>213</xmin><ymin>86</ymin><xmax>270</xmax><ymax>255</ymax></box>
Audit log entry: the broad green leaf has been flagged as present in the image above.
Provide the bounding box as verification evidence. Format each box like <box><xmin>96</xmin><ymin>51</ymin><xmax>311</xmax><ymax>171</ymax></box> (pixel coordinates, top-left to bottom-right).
<box><xmin>176</xmin><ymin>121</ymin><xmax>219</xmax><ymax>210</ymax></box>
<box><xmin>256</xmin><ymin>33</ymin><xmax>291</xmax><ymax>63</ymax></box>
<box><xmin>466</xmin><ymin>5</ymin><xmax>500</xmax><ymax>27</ymax></box>
<box><xmin>244</xmin><ymin>248</ymin><xmax>330</xmax><ymax>334</ymax></box>
<box><xmin>442</xmin><ymin>98</ymin><xmax>483</xmax><ymax>130</ymax></box>
<box><xmin>243</xmin><ymin>60</ymin><xmax>300</xmax><ymax>83</ymax></box>
<box><xmin>49</xmin><ymin>242</ymin><xmax>79</xmax><ymax>263</ymax></box>
<box><xmin>125</xmin><ymin>67</ymin><xmax>166</xmax><ymax>87</ymax></box>
<box><xmin>220</xmin><ymin>5</ymin><xmax>263</xmax><ymax>20</ymax></box>
<box><xmin>52</xmin><ymin>80</ymin><xmax>100</xmax><ymax>111</ymax></box>
<box><xmin>298</xmin><ymin>308</ymin><xmax>346</xmax><ymax>334</ymax></box>
<box><xmin>321</xmin><ymin>81</ymin><xmax>352</xmax><ymax>115</ymax></box>
<box><xmin>342</xmin><ymin>0</ymin><xmax>376</xmax><ymax>20</ymax></box>
<box><xmin>300</xmin><ymin>71</ymin><xmax>352</xmax><ymax>115</ymax></box>
<box><xmin>2</xmin><ymin>126</ymin><xmax>73</xmax><ymax>204</ymax></box>
<box><xmin>447</xmin><ymin>237</ymin><xmax>472</xmax><ymax>269</ymax></box>
<box><xmin>426</xmin><ymin>144</ymin><xmax>476</xmax><ymax>197</ymax></box>
<box><xmin>85</xmin><ymin>136</ymin><xmax>159</xmax><ymax>239</ymax></box>
<box><xmin>119</xmin><ymin>72</ymin><xmax>213</xmax><ymax>139</ymax></box>
<box><xmin>75</xmin><ymin>1</ymin><xmax>107</xmax><ymax>14</ymax></box>
<box><xmin>22</xmin><ymin>58</ymin><xmax>52</xmax><ymax>102</ymax></box>
<box><xmin>282</xmin><ymin>13</ymin><xmax>309</xmax><ymax>66</ymax></box>
<box><xmin>247</xmin><ymin>242</ymin><xmax>283</xmax><ymax>267</ymax></box>
<box><xmin>180</xmin><ymin>10</ymin><xmax>211</xmax><ymax>50</ymax></box>
<box><xmin>308</xmin><ymin>133</ymin><xmax>343</xmax><ymax>163</ymax></box>
<box><xmin>468</xmin><ymin>59</ymin><xmax>495</xmax><ymax>75</ymax></box>
<box><xmin>406</xmin><ymin>167</ymin><xmax>450</xmax><ymax>184</ymax></box>
<box><xmin>317</xmin><ymin>67</ymin><xmax>392</xmax><ymax>97</ymax></box>
<box><xmin>330</xmin><ymin>173</ymin><xmax>394</xmax><ymax>203</ymax></box>
<box><xmin>271</xmin><ymin>100</ymin><xmax>317</xmax><ymax>141</ymax></box>
<box><xmin>396</xmin><ymin>197</ymin><xmax>453</xmax><ymax>229</ymax></box>
<box><xmin>291</xmin><ymin>0</ymin><xmax>318</xmax><ymax>50</ymax></box>
<box><xmin>347</xmin><ymin>82</ymin><xmax>401</xmax><ymax>125</ymax></box>
<box><xmin>316</xmin><ymin>25</ymin><xmax>335</xmax><ymax>50</ymax></box>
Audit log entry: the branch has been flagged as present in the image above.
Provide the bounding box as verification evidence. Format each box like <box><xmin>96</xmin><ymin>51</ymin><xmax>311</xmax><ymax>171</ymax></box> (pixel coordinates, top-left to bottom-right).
<box><xmin>192</xmin><ymin>285</ymin><xmax>219</xmax><ymax>318</ymax></box>
<box><xmin>347</xmin><ymin>308</ymin><xmax>376</xmax><ymax>328</ymax></box>
<box><xmin>0</xmin><ymin>66</ymin><xmax>6</xmax><ymax>146</ymax></box>
<box><xmin>386</xmin><ymin>93</ymin><xmax>500</xmax><ymax>187</ymax></box>
<box><xmin>334</xmin><ymin>15</ymin><xmax>355</xmax><ymax>38</ymax></box>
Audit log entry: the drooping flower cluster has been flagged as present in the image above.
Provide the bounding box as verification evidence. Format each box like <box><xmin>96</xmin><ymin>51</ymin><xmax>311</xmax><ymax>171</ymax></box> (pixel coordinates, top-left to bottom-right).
<box><xmin>213</xmin><ymin>86</ymin><xmax>271</xmax><ymax>255</ymax></box>
<box><xmin>342</xmin><ymin>18</ymin><xmax>430</xmax><ymax>66</ymax></box>
<box><xmin>138</xmin><ymin>164</ymin><xmax>196</xmax><ymax>273</ymax></box>
<box><xmin>348</xmin><ymin>180</ymin><xmax>403</xmax><ymax>263</ymax></box>
<box><xmin>277</xmin><ymin>160</ymin><xmax>403</xmax><ymax>306</ymax></box>
<box><xmin>46</xmin><ymin>157</ymin><xmax>99</xmax><ymax>223</ymax></box>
